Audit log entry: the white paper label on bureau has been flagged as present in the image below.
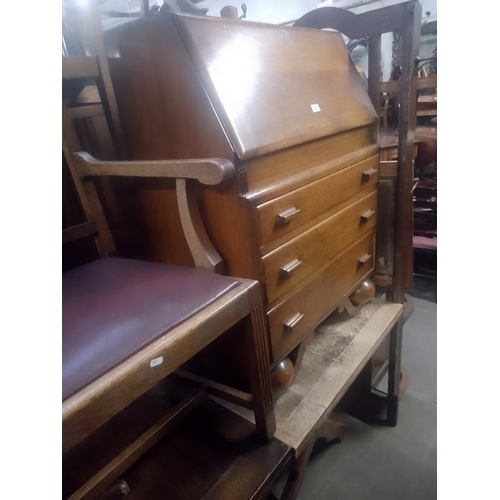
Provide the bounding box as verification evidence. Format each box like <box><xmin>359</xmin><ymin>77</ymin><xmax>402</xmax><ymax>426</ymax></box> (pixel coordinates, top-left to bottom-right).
<box><xmin>310</xmin><ymin>103</ymin><xmax>321</xmax><ymax>113</ymax></box>
<box><xmin>150</xmin><ymin>356</ymin><xmax>163</xmax><ymax>368</ymax></box>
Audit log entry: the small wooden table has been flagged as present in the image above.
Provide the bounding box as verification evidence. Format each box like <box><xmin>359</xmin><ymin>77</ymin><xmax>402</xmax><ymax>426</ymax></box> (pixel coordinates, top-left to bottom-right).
<box><xmin>217</xmin><ymin>301</ymin><xmax>403</xmax><ymax>499</ymax></box>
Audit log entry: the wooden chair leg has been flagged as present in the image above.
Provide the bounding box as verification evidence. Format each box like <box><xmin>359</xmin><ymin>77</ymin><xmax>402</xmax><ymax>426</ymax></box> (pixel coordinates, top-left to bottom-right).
<box><xmin>316</xmin><ymin>419</ymin><xmax>347</xmax><ymax>444</ymax></box>
<box><xmin>96</xmin><ymin>479</ymin><xmax>130</xmax><ymax>499</ymax></box>
<box><xmin>279</xmin><ymin>439</ymin><xmax>315</xmax><ymax>500</ymax></box>
<box><xmin>279</xmin><ymin>420</ymin><xmax>346</xmax><ymax>499</ymax></box>
<box><xmin>245</xmin><ymin>303</ymin><xmax>276</xmax><ymax>440</ymax></box>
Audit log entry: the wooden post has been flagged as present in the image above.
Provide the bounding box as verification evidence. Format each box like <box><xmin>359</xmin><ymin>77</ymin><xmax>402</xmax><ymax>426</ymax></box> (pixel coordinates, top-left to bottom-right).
<box><xmin>368</xmin><ymin>33</ymin><xmax>381</xmax><ymax>123</ymax></box>
<box><xmin>391</xmin><ymin>0</ymin><xmax>421</xmax><ymax>303</ymax></box>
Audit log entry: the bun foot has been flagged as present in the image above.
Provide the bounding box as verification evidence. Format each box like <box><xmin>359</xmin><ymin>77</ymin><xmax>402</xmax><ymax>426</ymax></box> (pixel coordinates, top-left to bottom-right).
<box><xmin>271</xmin><ymin>357</ymin><xmax>294</xmax><ymax>393</ymax></box>
<box><xmin>349</xmin><ymin>278</ymin><xmax>376</xmax><ymax>306</ymax></box>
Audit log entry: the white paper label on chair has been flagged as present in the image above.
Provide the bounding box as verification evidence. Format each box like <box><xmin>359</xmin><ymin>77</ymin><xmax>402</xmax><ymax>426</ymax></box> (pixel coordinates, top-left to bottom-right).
<box><xmin>311</xmin><ymin>103</ymin><xmax>321</xmax><ymax>113</ymax></box>
<box><xmin>150</xmin><ymin>356</ymin><xmax>163</xmax><ymax>368</ymax></box>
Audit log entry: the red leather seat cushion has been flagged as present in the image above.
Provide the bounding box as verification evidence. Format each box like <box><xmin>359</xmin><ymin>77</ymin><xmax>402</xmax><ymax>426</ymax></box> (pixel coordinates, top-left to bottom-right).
<box><xmin>62</xmin><ymin>258</ymin><xmax>239</xmax><ymax>401</ymax></box>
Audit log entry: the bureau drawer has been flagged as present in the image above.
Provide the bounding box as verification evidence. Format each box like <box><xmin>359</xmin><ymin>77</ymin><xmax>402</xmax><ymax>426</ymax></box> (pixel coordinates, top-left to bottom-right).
<box><xmin>262</xmin><ymin>190</ymin><xmax>377</xmax><ymax>304</ymax></box>
<box><xmin>256</xmin><ymin>155</ymin><xmax>379</xmax><ymax>246</ymax></box>
<box><xmin>267</xmin><ymin>232</ymin><xmax>375</xmax><ymax>363</ymax></box>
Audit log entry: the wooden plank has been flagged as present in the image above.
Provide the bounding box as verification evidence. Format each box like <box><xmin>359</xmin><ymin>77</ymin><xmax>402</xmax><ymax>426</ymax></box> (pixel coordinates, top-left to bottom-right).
<box><xmin>62</xmin><ymin>221</ymin><xmax>97</xmax><ymax>244</ymax></box>
<box><xmin>380</xmin><ymin>74</ymin><xmax>437</xmax><ymax>93</ymax></box>
<box><xmin>62</xmin><ymin>56</ymin><xmax>99</xmax><ymax>80</ymax></box>
<box><xmin>215</xmin><ymin>302</ymin><xmax>403</xmax><ymax>454</ymax></box>
<box><xmin>62</xmin><ymin>105</ymin><xmax>116</xmax><ymax>258</ymax></box>
<box><xmin>174</xmin><ymin>369</ymin><xmax>254</xmax><ymax>409</ymax></box>
<box><xmin>368</xmin><ymin>34</ymin><xmax>381</xmax><ymax>119</ymax></box>
<box><xmin>66</xmin><ymin>104</ymin><xmax>104</xmax><ymax>120</ymax></box>
<box><xmin>274</xmin><ymin>303</ymin><xmax>403</xmax><ymax>453</ymax></box>
<box><xmin>392</xmin><ymin>0</ymin><xmax>421</xmax><ymax>302</ymax></box>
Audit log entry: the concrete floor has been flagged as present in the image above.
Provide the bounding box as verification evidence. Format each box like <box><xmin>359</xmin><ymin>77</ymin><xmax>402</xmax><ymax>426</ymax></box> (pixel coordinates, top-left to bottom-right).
<box><xmin>292</xmin><ymin>282</ymin><xmax>437</xmax><ymax>499</ymax></box>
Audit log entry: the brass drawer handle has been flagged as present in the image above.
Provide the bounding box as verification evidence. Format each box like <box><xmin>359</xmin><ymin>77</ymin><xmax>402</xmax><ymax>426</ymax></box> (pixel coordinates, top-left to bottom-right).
<box><xmin>358</xmin><ymin>253</ymin><xmax>372</xmax><ymax>265</ymax></box>
<box><xmin>360</xmin><ymin>209</ymin><xmax>376</xmax><ymax>223</ymax></box>
<box><xmin>276</xmin><ymin>207</ymin><xmax>301</xmax><ymax>226</ymax></box>
<box><xmin>280</xmin><ymin>258</ymin><xmax>302</xmax><ymax>278</ymax></box>
<box><xmin>362</xmin><ymin>168</ymin><xmax>377</xmax><ymax>181</ymax></box>
<box><xmin>284</xmin><ymin>312</ymin><xmax>304</xmax><ymax>332</ymax></box>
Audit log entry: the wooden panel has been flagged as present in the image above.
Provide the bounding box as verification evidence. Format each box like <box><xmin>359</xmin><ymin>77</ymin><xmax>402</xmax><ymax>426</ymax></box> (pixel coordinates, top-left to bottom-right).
<box><xmin>267</xmin><ymin>233</ymin><xmax>375</xmax><ymax>362</ymax></box>
<box><xmin>62</xmin><ymin>221</ymin><xmax>98</xmax><ymax>244</ymax></box>
<box><xmin>108</xmin><ymin>15</ymin><xmax>235</xmax><ymax>163</ymax></box>
<box><xmin>62</xmin><ymin>56</ymin><xmax>100</xmax><ymax>79</ymax></box>
<box><xmin>244</xmin><ymin>127</ymin><xmax>377</xmax><ymax>201</ymax></box>
<box><xmin>380</xmin><ymin>74</ymin><xmax>437</xmax><ymax>93</ymax></box>
<box><xmin>256</xmin><ymin>155</ymin><xmax>379</xmax><ymax>246</ymax></box>
<box><xmin>262</xmin><ymin>190</ymin><xmax>377</xmax><ymax>304</ymax></box>
<box><xmin>173</xmin><ymin>13</ymin><xmax>377</xmax><ymax>160</ymax></box>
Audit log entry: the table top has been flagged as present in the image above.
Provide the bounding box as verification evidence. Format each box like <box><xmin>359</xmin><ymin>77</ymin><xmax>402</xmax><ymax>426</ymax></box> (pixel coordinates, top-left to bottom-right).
<box><xmin>216</xmin><ymin>301</ymin><xmax>403</xmax><ymax>454</ymax></box>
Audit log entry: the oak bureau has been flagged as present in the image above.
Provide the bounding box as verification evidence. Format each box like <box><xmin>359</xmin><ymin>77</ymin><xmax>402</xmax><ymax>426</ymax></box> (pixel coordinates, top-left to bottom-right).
<box><xmin>107</xmin><ymin>11</ymin><xmax>380</xmax><ymax>388</ymax></box>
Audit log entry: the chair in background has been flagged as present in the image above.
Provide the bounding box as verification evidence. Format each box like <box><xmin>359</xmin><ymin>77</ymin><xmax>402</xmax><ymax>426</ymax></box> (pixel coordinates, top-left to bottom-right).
<box><xmin>62</xmin><ymin>57</ymin><xmax>276</xmax><ymax>496</ymax></box>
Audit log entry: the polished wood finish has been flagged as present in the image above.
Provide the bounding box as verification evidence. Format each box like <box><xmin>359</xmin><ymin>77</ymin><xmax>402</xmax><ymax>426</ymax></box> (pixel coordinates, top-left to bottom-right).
<box><xmin>349</xmin><ymin>278</ymin><xmax>376</xmax><ymax>306</ymax></box>
<box><xmin>255</xmin><ymin>154</ymin><xmax>379</xmax><ymax>246</ymax></box>
<box><xmin>74</xmin><ymin>152</ymin><xmax>235</xmax><ymax>186</ymax></box>
<box><xmin>63</xmin><ymin>383</ymin><xmax>289</xmax><ymax>500</ymax></box>
<box><xmin>63</xmin><ymin>105</ymin><xmax>116</xmax><ymax>258</ymax></box>
<box><xmin>267</xmin><ymin>233</ymin><xmax>375</xmax><ymax>362</ymax></box>
<box><xmin>262</xmin><ymin>191</ymin><xmax>377</xmax><ymax>304</ymax></box>
<box><xmin>294</xmin><ymin>1</ymin><xmax>420</xmax><ymax>306</ymax></box>
<box><xmin>63</xmin><ymin>51</ymin><xmax>278</xmax><ymax>497</ymax></box>
<box><xmin>107</xmin><ymin>11</ymin><xmax>378</xmax><ymax>375</ymax></box>
<box><xmin>174</xmin><ymin>15</ymin><xmax>376</xmax><ymax>161</ymax></box>
<box><xmin>270</xmin><ymin>358</ymin><xmax>295</xmax><ymax>393</ymax></box>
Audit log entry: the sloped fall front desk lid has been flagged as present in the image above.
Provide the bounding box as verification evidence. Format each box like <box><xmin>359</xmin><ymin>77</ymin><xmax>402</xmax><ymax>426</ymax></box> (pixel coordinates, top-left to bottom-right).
<box><xmin>172</xmin><ymin>13</ymin><xmax>378</xmax><ymax>161</ymax></box>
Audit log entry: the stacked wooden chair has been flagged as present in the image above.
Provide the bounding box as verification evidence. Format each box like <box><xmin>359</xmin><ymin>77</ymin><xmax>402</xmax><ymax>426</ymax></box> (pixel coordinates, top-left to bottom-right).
<box><xmin>62</xmin><ymin>53</ymin><xmax>275</xmax><ymax>499</ymax></box>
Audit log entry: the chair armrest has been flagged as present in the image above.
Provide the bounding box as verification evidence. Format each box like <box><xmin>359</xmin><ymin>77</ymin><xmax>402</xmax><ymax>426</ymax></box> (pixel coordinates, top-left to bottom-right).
<box><xmin>73</xmin><ymin>151</ymin><xmax>232</xmax><ymax>273</ymax></box>
<box><xmin>73</xmin><ymin>151</ymin><xmax>235</xmax><ymax>187</ymax></box>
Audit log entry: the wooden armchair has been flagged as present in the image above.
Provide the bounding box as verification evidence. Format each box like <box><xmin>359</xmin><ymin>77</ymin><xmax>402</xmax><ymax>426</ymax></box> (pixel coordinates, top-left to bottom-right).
<box><xmin>62</xmin><ymin>150</ymin><xmax>276</xmax><ymax>498</ymax></box>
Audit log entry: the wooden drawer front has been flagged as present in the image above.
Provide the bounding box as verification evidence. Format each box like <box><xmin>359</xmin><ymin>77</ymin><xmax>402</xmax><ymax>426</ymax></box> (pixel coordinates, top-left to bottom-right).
<box><xmin>256</xmin><ymin>155</ymin><xmax>379</xmax><ymax>246</ymax></box>
<box><xmin>267</xmin><ymin>233</ymin><xmax>375</xmax><ymax>362</ymax></box>
<box><xmin>262</xmin><ymin>190</ymin><xmax>377</xmax><ymax>304</ymax></box>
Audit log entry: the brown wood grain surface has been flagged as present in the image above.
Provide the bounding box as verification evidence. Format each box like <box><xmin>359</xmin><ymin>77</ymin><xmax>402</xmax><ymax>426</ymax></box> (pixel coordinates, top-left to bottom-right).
<box><xmin>267</xmin><ymin>233</ymin><xmax>375</xmax><ymax>362</ymax></box>
<box><xmin>262</xmin><ymin>190</ymin><xmax>377</xmax><ymax>304</ymax></box>
<box><xmin>173</xmin><ymin>13</ymin><xmax>377</xmax><ymax>161</ymax></box>
<box><xmin>106</xmin><ymin>10</ymin><xmax>383</xmax><ymax>374</ymax></box>
<box><xmin>256</xmin><ymin>155</ymin><xmax>379</xmax><ymax>246</ymax></box>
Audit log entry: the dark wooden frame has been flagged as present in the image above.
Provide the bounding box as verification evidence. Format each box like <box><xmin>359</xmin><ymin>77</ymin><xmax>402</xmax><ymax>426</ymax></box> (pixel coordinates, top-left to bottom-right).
<box><xmin>294</xmin><ymin>0</ymin><xmax>422</xmax><ymax>427</ymax></box>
